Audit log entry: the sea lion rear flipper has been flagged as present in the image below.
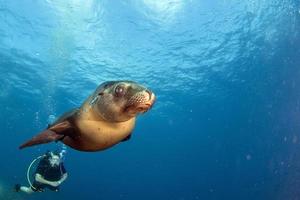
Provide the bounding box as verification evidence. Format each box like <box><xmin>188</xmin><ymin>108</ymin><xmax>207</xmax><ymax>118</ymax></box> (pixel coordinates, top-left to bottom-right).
<box><xmin>19</xmin><ymin>121</ymin><xmax>72</xmax><ymax>149</ymax></box>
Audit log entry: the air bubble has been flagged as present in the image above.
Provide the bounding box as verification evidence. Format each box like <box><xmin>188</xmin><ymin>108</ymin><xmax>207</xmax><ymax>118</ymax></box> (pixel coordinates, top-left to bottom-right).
<box><xmin>246</xmin><ymin>154</ymin><xmax>252</xmax><ymax>160</ymax></box>
<box><xmin>48</xmin><ymin>114</ymin><xmax>56</xmax><ymax>125</ymax></box>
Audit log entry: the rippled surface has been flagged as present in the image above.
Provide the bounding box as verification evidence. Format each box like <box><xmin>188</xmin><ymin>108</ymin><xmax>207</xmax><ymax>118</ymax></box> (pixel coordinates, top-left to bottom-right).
<box><xmin>0</xmin><ymin>0</ymin><xmax>300</xmax><ymax>199</ymax></box>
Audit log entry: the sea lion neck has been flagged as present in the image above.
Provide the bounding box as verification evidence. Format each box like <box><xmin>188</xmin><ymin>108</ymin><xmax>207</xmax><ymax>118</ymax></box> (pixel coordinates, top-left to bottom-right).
<box><xmin>79</xmin><ymin>101</ymin><xmax>107</xmax><ymax>122</ymax></box>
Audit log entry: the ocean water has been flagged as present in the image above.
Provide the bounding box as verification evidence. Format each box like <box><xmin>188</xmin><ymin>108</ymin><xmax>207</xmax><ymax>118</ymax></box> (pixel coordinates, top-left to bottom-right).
<box><xmin>0</xmin><ymin>0</ymin><xmax>300</xmax><ymax>199</ymax></box>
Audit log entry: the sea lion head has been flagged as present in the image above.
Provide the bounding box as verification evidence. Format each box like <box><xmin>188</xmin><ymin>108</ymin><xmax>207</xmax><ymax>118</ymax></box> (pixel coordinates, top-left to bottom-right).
<box><xmin>91</xmin><ymin>81</ymin><xmax>156</xmax><ymax>122</ymax></box>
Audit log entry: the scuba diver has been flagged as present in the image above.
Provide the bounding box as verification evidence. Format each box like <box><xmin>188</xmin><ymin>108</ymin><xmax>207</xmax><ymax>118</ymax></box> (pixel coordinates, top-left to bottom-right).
<box><xmin>15</xmin><ymin>151</ymin><xmax>68</xmax><ymax>194</ymax></box>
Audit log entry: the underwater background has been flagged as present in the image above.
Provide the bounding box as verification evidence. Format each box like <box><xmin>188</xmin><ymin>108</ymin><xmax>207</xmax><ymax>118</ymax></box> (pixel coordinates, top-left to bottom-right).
<box><xmin>0</xmin><ymin>0</ymin><xmax>300</xmax><ymax>199</ymax></box>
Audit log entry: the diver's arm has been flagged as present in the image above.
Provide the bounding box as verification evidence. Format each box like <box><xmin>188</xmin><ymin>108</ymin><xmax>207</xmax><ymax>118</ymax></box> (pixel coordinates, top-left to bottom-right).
<box><xmin>35</xmin><ymin>173</ymin><xmax>68</xmax><ymax>187</ymax></box>
<box><xmin>59</xmin><ymin>173</ymin><xmax>68</xmax><ymax>184</ymax></box>
<box><xmin>35</xmin><ymin>173</ymin><xmax>60</xmax><ymax>187</ymax></box>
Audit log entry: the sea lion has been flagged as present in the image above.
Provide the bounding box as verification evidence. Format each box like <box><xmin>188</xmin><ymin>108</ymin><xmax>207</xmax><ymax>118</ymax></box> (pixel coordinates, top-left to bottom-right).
<box><xmin>19</xmin><ymin>81</ymin><xmax>156</xmax><ymax>152</ymax></box>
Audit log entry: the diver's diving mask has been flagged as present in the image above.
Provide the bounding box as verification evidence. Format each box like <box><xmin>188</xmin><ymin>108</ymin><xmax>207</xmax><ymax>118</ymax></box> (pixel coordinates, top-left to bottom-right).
<box><xmin>48</xmin><ymin>152</ymin><xmax>61</xmax><ymax>167</ymax></box>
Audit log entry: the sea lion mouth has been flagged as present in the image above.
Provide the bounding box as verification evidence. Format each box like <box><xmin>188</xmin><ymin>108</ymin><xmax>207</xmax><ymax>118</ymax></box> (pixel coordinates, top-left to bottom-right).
<box><xmin>125</xmin><ymin>91</ymin><xmax>156</xmax><ymax>115</ymax></box>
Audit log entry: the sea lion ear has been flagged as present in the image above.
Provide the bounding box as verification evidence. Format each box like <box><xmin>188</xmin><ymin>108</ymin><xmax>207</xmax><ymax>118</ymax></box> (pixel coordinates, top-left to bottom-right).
<box><xmin>97</xmin><ymin>82</ymin><xmax>111</xmax><ymax>96</ymax></box>
<box><xmin>96</xmin><ymin>87</ymin><xmax>105</xmax><ymax>96</ymax></box>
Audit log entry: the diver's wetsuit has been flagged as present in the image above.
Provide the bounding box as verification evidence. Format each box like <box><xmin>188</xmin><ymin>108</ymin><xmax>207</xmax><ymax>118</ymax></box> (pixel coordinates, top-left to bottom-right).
<box><xmin>32</xmin><ymin>156</ymin><xmax>66</xmax><ymax>192</ymax></box>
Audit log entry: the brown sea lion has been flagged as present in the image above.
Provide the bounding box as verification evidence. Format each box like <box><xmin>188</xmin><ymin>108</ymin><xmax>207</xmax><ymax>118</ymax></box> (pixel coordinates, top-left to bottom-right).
<box><xmin>19</xmin><ymin>81</ymin><xmax>156</xmax><ymax>152</ymax></box>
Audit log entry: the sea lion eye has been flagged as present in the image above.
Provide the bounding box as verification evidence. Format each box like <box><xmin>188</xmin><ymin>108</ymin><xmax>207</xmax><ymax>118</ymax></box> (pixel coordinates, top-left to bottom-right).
<box><xmin>114</xmin><ymin>85</ymin><xmax>126</xmax><ymax>97</ymax></box>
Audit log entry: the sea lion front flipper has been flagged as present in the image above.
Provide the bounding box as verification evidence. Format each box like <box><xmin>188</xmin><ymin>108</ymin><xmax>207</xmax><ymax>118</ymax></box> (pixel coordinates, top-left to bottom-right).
<box><xmin>121</xmin><ymin>134</ymin><xmax>131</xmax><ymax>142</ymax></box>
<box><xmin>19</xmin><ymin>121</ymin><xmax>72</xmax><ymax>149</ymax></box>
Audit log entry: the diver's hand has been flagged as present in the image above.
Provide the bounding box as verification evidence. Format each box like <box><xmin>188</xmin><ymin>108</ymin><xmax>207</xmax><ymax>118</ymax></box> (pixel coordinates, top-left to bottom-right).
<box><xmin>35</xmin><ymin>174</ymin><xmax>49</xmax><ymax>185</ymax></box>
<box><xmin>35</xmin><ymin>174</ymin><xmax>44</xmax><ymax>183</ymax></box>
<box><xmin>46</xmin><ymin>181</ymin><xmax>60</xmax><ymax>187</ymax></box>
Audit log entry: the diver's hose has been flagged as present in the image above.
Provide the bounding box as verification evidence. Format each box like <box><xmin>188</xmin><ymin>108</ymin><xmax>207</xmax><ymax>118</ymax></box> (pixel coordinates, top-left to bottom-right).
<box><xmin>26</xmin><ymin>155</ymin><xmax>45</xmax><ymax>191</ymax></box>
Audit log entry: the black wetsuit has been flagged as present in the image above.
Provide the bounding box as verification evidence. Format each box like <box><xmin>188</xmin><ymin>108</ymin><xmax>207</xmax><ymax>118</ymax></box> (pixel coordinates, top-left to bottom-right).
<box><xmin>32</xmin><ymin>156</ymin><xmax>66</xmax><ymax>192</ymax></box>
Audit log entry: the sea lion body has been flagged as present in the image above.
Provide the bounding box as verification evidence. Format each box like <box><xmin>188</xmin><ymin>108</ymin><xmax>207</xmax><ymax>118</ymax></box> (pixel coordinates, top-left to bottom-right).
<box><xmin>63</xmin><ymin>103</ymin><xmax>136</xmax><ymax>151</ymax></box>
<box><xmin>20</xmin><ymin>81</ymin><xmax>155</xmax><ymax>152</ymax></box>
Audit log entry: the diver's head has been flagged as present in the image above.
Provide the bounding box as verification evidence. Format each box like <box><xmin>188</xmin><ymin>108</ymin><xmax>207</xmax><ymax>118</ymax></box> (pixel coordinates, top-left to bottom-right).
<box><xmin>48</xmin><ymin>151</ymin><xmax>61</xmax><ymax>167</ymax></box>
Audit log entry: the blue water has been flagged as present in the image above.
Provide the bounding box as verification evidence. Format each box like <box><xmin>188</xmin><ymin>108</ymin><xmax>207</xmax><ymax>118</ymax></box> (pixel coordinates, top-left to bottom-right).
<box><xmin>1</xmin><ymin>0</ymin><xmax>300</xmax><ymax>199</ymax></box>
